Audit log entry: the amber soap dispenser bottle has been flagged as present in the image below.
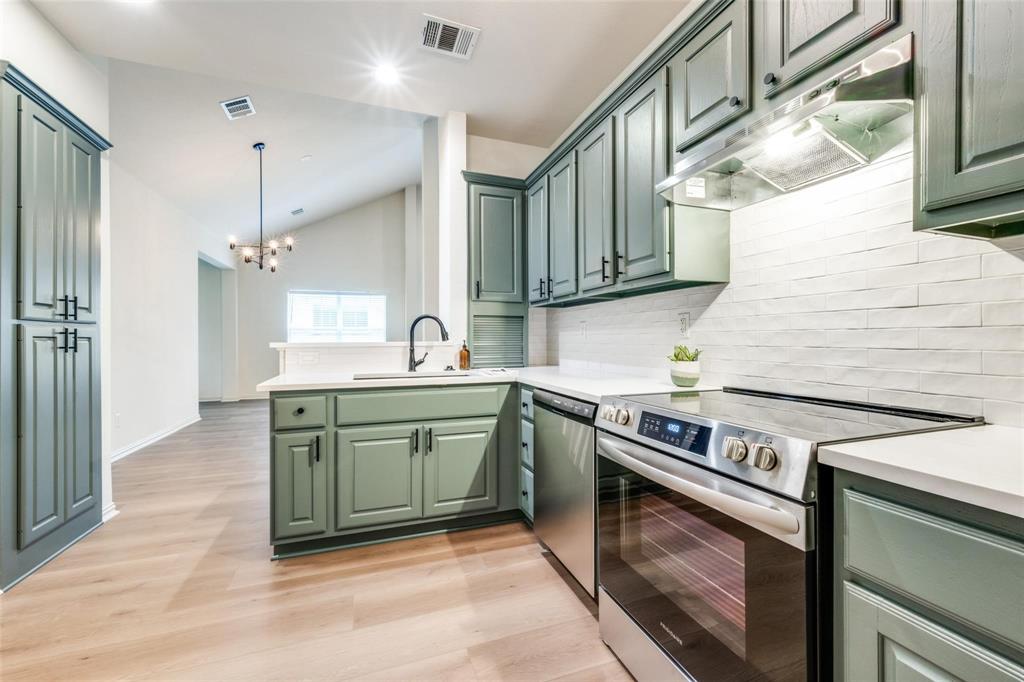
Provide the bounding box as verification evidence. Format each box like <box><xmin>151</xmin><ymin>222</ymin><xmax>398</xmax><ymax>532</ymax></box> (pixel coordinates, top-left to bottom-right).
<box><xmin>459</xmin><ymin>340</ymin><xmax>470</xmax><ymax>370</ymax></box>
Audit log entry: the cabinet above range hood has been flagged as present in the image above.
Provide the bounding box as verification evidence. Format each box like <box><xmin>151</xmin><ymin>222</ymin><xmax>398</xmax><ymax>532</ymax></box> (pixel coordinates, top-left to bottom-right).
<box><xmin>657</xmin><ymin>35</ymin><xmax>913</xmax><ymax>212</ymax></box>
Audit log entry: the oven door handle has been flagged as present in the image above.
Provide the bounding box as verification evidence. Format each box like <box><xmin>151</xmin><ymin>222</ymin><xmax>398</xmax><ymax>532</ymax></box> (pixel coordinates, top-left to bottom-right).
<box><xmin>598</xmin><ymin>437</ymin><xmax>802</xmax><ymax>537</ymax></box>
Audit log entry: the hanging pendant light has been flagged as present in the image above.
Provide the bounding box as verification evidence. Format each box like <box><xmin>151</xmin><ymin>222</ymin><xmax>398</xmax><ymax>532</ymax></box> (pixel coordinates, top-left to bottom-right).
<box><xmin>228</xmin><ymin>142</ymin><xmax>293</xmax><ymax>272</ymax></box>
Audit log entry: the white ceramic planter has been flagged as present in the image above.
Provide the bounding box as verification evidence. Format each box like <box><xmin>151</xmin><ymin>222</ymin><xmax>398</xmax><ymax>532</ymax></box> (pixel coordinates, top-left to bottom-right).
<box><xmin>669</xmin><ymin>360</ymin><xmax>700</xmax><ymax>388</ymax></box>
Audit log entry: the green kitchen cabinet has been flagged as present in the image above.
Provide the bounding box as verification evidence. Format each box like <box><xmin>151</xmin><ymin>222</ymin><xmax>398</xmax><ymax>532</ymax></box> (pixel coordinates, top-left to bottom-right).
<box><xmin>526</xmin><ymin>178</ymin><xmax>550</xmax><ymax>303</ymax></box>
<box><xmin>423</xmin><ymin>418</ymin><xmax>499</xmax><ymax>517</ymax></box>
<box><xmin>842</xmin><ymin>583</ymin><xmax>1024</xmax><ymax>682</ymax></box>
<box><xmin>520</xmin><ymin>466</ymin><xmax>534</xmax><ymax>521</ymax></box>
<box><xmin>669</xmin><ymin>0</ymin><xmax>750</xmax><ymax>152</ymax></box>
<box><xmin>915</xmin><ymin>0</ymin><xmax>1024</xmax><ymax>238</ymax></box>
<box><xmin>469</xmin><ymin>182</ymin><xmax>524</xmax><ymax>303</ymax></box>
<box><xmin>335</xmin><ymin>423</ymin><xmax>423</xmax><ymax>530</ymax></box>
<box><xmin>272</xmin><ymin>431</ymin><xmax>328</xmax><ymax>540</ymax></box>
<box><xmin>576</xmin><ymin>117</ymin><xmax>616</xmax><ymax>293</ymax></box>
<box><xmin>615</xmin><ymin>67</ymin><xmax>671</xmax><ymax>283</ymax></box>
<box><xmin>18</xmin><ymin>97</ymin><xmax>63</xmax><ymax>322</ymax></box>
<box><xmin>759</xmin><ymin>0</ymin><xmax>898</xmax><ymax>99</ymax></box>
<box><xmin>63</xmin><ymin>325</ymin><xmax>100</xmax><ymax>522</ymax></box>
<box><xmin>17</xmin><ymin>324</ymin><xmax>65</xmax><ymax>548</ymax></box>
<box><xmin>547</xmin><ymin>151</ymin><xmax>577</xmax><ymax>299</ymax></box>
<box><xmin>63</xmin><ymin>127</ymin><xmax>101</xmax><ymax>323</ymax></box>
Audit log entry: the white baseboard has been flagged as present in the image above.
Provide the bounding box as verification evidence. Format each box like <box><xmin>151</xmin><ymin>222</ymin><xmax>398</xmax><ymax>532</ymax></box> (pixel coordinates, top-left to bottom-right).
<box><xmin>111</xmin><ymin>414</ymin><xmax>201</xmax><ymax>463</ymax></box>
<box><xmin>102</xmin><ymin>502</ymin><xmax>120</xmax><ymax>522</ymax></box>
<box><xmin>238</xmin><ymin>394</ymin><xmax>269</xmax><ymax>401</ymax></box>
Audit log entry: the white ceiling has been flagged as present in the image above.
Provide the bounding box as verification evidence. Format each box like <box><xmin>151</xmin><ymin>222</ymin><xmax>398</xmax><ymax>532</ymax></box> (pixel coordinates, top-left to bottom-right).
<box><xmin>34</xmin><ymin>0</ymin><xmax>689</xmax><ymax>147</ymax></box>
<box><xmin>108</xmin><ymin>60</ymin><xmax>426</xmax><ymax>240</ymax></box>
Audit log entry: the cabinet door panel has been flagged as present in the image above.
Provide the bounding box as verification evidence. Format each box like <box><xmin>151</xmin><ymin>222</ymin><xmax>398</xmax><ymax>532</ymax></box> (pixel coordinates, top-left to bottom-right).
<box><xmin>527</xmin><ymin>179</ymin><xmax>549</xmax><ymax>303</ymax></box>
<box><xmin>17</xmin><ymin>325</ymin><xmax>65</xmax><ymax>548</ymax></box>
<box><xmin>272</xmin><ymin>431</ymin><xmax>328</xmax><ymax>540</ymax></box>
<box><xmin>761</xmin><ymin>0</ymin><xmax>897</xmax><ymax>98</ymax></box>
<box><xmin>615</xmin><ymin>69</ymin><xmax>670</xmax><ymax>282</ymax></box>
<box><xmin>920</xmin><ymin>0</ymin><xmax>1024</xmax><ymax>210</ymax></box>
<box><xmin>547</xmin><ymin>152</ymin><xmax>577</xmax><ymax>299</ymax></box>
<box><xmin>843</xmin><ymin>582</ymin><xmax>1024</xmax><ymax>682</ymax></box>
<box><xmin>471</xmin><ymin>184</ymin><xmax>523</xmax><ymax>303</ymax></box>
<box><xmin>423</xmin><ymin>418</ymin><xmax>498</xmax><ymax>517</ymax></box>
<box><xmin>64</xmin><ymin>130</ymin><xmax>101</xmax><ymax>323</ymax></box>
<box><xmin>577</xmin><ymin>118</ymin><xmax>615</xmax><ymax>292</ymax></box>
<box><xmin>670</xmin><ymin>0</ymin><xmax>751</xmax><ymax>151</ymax></box>
<box><xmin>335</xmin><ymin>424</ymin><xmax>422</xmax><ymax>529</ymax></box>
<box><xmin>18</xmin><ymin>98</ymin><xmax>64</xmax><ymax>321</ymax></box>
<box><xmin>64</xmin><ymin>327</ymin><xmax>100</xmax><ymax>521</ymax></box>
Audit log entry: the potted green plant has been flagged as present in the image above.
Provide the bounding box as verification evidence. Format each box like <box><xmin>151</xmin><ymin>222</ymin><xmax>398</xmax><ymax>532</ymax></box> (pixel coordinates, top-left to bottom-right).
<box><xmin>667</xmin><ymin>345</ymin><xmax>702</xmax><ymax>387</ymax></box>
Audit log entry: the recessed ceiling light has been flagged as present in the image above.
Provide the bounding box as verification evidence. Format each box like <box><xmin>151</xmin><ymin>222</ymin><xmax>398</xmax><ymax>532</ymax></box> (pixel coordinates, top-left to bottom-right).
<box><xmin>373</xmin><ymin>63</ymin><xmax>400</xmax><ymax>85</ymax></box>
<box><xmin>300</xmin><ymin>154</ymin><xmax>312</xmax><ymax>162</ymax></box>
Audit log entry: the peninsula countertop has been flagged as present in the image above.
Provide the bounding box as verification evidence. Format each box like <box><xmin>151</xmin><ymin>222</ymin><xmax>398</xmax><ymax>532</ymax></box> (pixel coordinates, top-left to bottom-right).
<box><xmin>256</xmin><ymin>364</ymin><xmax>718</xmax><ymax>403</ymax></box>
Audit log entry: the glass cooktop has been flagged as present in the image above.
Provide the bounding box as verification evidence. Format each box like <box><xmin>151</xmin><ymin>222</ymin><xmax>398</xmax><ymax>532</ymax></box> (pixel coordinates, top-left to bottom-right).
<box><xmin>624</xmin><ymin>387</ymin><xmax>983</xmax><ymax>445</ymax></box>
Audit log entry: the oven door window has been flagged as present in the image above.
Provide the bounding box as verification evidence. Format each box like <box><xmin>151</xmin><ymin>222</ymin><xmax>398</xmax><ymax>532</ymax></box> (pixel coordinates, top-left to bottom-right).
<box><xmin>598</xmin><ymin>456</ymin><xmax>812</xmax><ymax>681</ymax></box>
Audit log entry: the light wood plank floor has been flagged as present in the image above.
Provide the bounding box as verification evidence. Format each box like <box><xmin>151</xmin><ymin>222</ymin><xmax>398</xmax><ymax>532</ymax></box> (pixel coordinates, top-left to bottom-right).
<box><xmin>0</xmin><ymin>401</ymin><xmax>631</xmax><ymax>681</ymax></box>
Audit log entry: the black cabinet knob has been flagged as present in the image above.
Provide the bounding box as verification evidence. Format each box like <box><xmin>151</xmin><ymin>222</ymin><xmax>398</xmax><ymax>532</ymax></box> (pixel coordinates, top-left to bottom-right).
<box><xmin>296</xmin><ymin>407</ymin><xmax>305</xmax><ymax>415</ymax></box>
<box><xmin>522</xmin><ymin>441</ymin><xmax>528</xmax><ymax>448</ymax></box>
<box><xmin>763</xmin><ymin>72</ymin><xmax>777</xmax><ymax>85</ymax></box>
<box><xmin>728</xmin><ymin>96</ymin><xmax>741</xmax><ymax>107</ymax></box>
<box><xmin>522</xmin><ymin>490</ymin><xmax>528</xmax><ymax>497</ymax></box>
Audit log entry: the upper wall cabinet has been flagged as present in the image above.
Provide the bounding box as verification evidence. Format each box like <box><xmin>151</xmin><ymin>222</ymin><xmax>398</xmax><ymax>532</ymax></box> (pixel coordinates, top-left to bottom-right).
<box><xmin>915</xmin><ymin>0</ymin><xmax>1024</xmax><ymax>239</ymax></box>
<box><xmin>18</xmin><ymin>95</ymin><xmax>101</xmax><ymax>324</ymax></box>
<box><xmin>615</xmin><ymin>67</ymin><xmax>671</xmax><ymax>283</ymax></box>
<box><xmin>576</xmin><ymin>117</ymin><xmax>616</xmax><ymax>293</ymax></box>
<box><xmin>760</xmin><ymin>0</ymin><xmax>898</xmax><ymax>99</ymax></box>
<box><xmin>547</xmin><ymin>151</ymin><xmax>577</xmax><ymax>300</ymax></box>
<box><xmin>669</xmin><ymin>0</ymin><xmax>751</xmax><ymax>152</ymax></box>
<box><xmin>469</xmin><ymin>183</ymin><xmax>524</xmax><ymax>303</ymax></box>
<box><xmin>526</xmin><ymin>178</ymin><xmax>550</xmax><ymax>303</ymax></box>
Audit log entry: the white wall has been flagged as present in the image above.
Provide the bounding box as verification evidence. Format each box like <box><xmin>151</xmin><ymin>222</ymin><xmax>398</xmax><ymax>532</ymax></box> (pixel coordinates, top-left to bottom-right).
<box><xmin>108</xmin><ymin>162</ymin><xmax>232</xmax><ymax>457</ymax></box>
<box><xmin>545</xmin><ymin>153</ymin><xmax>1024</xmax><ymax>427</ymax></box>
<box><xmin>236</xmin><ymin>190</ymin><xmax>409</xmax><ymax>397</ymax></box>
<box><xmin>197</xmin><ymin>259</ymin><xmax>223</xmax><ymax>401</ymax></box>
<box><xmin>0</xmin><ymin>0</ymin><xmax>118</xmax><ymax>517</ymax></box>
<box><xmin>467</xmin><ymin>134</ymin><xmax>549</xmax><ymax>179</ymax></box>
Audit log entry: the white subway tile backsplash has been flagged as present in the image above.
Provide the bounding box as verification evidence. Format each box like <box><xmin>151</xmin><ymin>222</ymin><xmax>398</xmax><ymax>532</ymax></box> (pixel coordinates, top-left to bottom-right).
<box><xmin>544</xmin><ymin>156</ymin><xmax>1023</xmax><ymax>426</ymax></box>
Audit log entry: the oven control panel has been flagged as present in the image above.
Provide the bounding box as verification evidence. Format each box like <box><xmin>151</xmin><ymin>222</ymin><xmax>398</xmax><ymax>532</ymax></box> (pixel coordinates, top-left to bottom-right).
<box><xmin>638</xmin><ymin>411</ymin><xmax>712</xmax><ymax>456</ymax></box>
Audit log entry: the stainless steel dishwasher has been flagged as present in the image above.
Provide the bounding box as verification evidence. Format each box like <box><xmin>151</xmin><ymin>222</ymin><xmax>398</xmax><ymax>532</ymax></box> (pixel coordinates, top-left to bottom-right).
<box><xmin>532</xmin><ymin>389</ymin><xmax>597</xmax><ymax>598</ymax></box>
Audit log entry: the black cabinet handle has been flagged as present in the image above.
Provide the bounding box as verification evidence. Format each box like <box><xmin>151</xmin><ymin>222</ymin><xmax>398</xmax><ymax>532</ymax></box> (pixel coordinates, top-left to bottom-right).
<box><xmin>601</xmin><ymin>257</ymin><xmax>609</xmax><ymax>282</ymax></box>
<box><xmin>410</xmin><ymin>430</ymin><xmax>417</xmax><ymax>456</ymax></box>
<box><xmin>763</xmin><ymin>72</ymin><xmax>777</xmax><ymax>86</ymax></box>
<box><xmin>70</xmin><ymin>328</ymin><xmax>79</xmax><ymax>353</ymax></box>
<box><xmin>522</xmin><ymin>490</ymin><xmax>528</xmax><ymax>497</ymax></box>
<box><xmin>522</xmin><ymin>441</ymin><xmax>528</xmax><ymax>448</ymax></box>
<box><xmin>57</xmin><ymin>295</ymin><xmax>70</xmax><ymax>320</ymax></box>
<box><xmin>475</xmin><ymin>280</ymin><xmax>481</xmax><ymax>298</ymax></box>
<box><xmin>312</xmin><ymin>434</ymin><xmax>320</xmax><ymax>463</ymax></box>
<box><xmin>426</xmin><ymin>428</ymin><xmax>433</xmax><ymax>454</ymax></box>
<box><xmin>57</xmin><ymin>328</ymin><xmax>69</xmax><ymax>352</ymax></box>
<box><xmin>296</xmin><ymin>406</ymin><xmax>305</xmax><ymax>415</ymax></box>
<box><xmin>615</xmin><ymin>252</ymin><xmax>624</xmax><ymax>278</ymax></box>
<box><xmin>522</xmin><ymin>402</ymin><xmax>528</xmax><ymax>408</ymax></box>
<box><xmin>729</xmin><ymin>96</ymin><xmax>741</xmax><ymax>107</ymax></box>
<box><xmin>71</xmin><ymin>295</ymin><xmax>79</xmax><ymax>320</ymax></box>
<box><xmin>539</xmin><ymin>277</ymin><xmax>545</xmax><ymax>298</ymax></box>
<box><xmin>413</xmin><ymin>428</ymin><xmax>420</xmax><ymax>453</ymax></box>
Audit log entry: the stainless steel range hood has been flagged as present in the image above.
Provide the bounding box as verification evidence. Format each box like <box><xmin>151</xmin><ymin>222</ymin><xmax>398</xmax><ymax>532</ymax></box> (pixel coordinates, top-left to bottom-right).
<box><xmin>657</xmin><ymin>35</ymin><xmax>913</xmax><ymax>211</ymax></box>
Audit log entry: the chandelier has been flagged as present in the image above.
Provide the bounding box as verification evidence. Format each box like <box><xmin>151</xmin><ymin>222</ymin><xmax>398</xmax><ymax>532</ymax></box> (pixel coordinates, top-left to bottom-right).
<box><xmin>228</xmin><ymin>142</ymin><xmax>293</xmax><ymax>272</ymax></box>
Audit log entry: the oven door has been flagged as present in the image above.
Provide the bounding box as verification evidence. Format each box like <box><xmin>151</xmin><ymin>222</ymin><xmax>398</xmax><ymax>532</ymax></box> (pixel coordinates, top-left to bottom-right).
<box><xmin>597</xmin><ymin>432</ymin><xmax>815</xmax><ymax>682</ymax></box>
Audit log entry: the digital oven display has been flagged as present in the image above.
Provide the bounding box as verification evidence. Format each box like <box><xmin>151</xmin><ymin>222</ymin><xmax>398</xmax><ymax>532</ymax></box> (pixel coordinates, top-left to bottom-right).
<box><xmin>638</xmin><ymin>412</ymin><xmax>712</xmax><ymax>456</ymax></box>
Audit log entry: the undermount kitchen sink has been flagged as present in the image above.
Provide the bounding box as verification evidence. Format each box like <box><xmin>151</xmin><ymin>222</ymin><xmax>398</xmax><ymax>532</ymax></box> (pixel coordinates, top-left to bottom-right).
<box><xmin>352</xmin><ymin>370</ymin><xmax>470</xmax><ymax>380</ymax></box>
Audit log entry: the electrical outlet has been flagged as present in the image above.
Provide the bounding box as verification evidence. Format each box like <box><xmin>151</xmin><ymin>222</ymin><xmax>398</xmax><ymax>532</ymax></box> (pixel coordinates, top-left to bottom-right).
<box><xmin>679</xmin><ymin>312</ymin><xmax>690</xmax><ymax>337</ymax></box>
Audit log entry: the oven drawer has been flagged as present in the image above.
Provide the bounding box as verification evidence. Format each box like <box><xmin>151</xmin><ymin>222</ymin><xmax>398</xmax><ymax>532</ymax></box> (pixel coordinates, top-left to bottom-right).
<box><xmin>844</xmin><ymin>489</ymin><xmax>1024</xmax><ymax>650</ymax></box>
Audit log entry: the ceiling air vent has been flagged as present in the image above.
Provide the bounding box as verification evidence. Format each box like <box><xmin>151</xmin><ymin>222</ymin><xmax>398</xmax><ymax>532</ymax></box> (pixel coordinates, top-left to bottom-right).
<box><xmin>219</xmin><ymin>96</ymin><xmax>255</xmax><ymax>120</ymax></box>
<box><xmin>420</xmin><ymin>14</ymin><xmax>480</xmax><ymax>60</ymax></box>
<box><xmin>290</xmin><ymin>208</ymin><xmax>304</xmax><ymax>216</ymax></box>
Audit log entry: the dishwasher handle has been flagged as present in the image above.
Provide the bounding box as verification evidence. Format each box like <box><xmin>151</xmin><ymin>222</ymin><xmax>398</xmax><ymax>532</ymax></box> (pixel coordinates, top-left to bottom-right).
<box><xmin>598</xmin><ymin>436</ymin><xmax>812</xmax><ymax>550</ymax></box>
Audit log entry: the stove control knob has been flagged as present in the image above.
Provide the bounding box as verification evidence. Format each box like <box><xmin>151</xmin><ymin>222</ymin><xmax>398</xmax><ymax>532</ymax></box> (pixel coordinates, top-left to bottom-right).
<box><xmin>722</xmin><ymin>436</ymin><xmax>748</xmax><ymax>462</ymax></box>
<box><xmin>751</xmin><ymin>444</ymin><xmax>778</xmax><ymax>471</ymax></box>
<box><xmin>602</xmin><ymin>406</ymin><xmax>616</xmax><ymax>421</ymax></box>
<box><xmin>614</xmin><ymin>408</ymin><xmax>632</xmax><ymax>425</ymax></box>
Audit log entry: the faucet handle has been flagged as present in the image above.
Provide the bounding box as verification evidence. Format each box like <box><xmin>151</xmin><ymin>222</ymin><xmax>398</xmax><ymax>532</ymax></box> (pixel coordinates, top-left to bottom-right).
<box><xmin>414</xmin><ymin>351</ymin><xmax>429</xmax><ymax>368</ymax></box>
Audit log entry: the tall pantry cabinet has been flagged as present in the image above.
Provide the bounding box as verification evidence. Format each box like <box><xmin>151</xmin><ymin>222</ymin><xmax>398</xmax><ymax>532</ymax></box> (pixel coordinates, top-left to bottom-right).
<box><xmin>0</xmin><ymin>63</ymin><xmax>111</xmax><ymax>591</ymax></box>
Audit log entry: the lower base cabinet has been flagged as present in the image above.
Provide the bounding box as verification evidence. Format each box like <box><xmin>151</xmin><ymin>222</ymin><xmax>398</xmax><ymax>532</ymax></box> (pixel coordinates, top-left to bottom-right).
<box><xmin>423</xmin><ymin>418</ymin><xmax>498</xmax><ymax>517</ymax></box>
<box><xmin>520</xmin><ymin>466</ymin><xmax>534</xmax><ymax>521</ymax></box>
<box><xmin>335</xmin><ymin>423</ymin><xmax>422</xmax><ymax>530</ymax></box>
<box><xmin>272</xmin><ymin>431</ymin><xmax>327</xmax><ymax>540</ymax></box>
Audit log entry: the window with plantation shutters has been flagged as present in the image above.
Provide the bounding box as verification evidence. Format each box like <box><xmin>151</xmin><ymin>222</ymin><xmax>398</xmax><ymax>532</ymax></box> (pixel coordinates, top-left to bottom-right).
<box><xmin>287</xmin><ymin>291</ymin><xmax>386</xmax><ymax>343</ymax></box>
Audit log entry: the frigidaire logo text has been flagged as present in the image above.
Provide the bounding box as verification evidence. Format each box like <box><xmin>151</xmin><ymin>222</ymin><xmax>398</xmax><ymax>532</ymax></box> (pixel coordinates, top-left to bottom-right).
<box><xmin>660</xmin><ymin>621</ymin><xmax>683</xmax><ymax>646</ymax></box>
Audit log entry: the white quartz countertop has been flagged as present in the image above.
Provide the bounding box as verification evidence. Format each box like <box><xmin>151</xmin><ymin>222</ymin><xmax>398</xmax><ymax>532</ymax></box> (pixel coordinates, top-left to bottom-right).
<box><xmin>257</xmin><ymin>365</ymin><xmax>717</xmax><ymax>403</ymax></box>
<box><xmin>820</xmin><ymin>424</ymin><xmax>1024</xmax><ymax>519</ymax></box>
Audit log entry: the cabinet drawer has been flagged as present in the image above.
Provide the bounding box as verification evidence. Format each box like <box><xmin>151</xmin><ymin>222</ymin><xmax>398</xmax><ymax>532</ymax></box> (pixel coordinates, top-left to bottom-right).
<box><xmin>844</xmin><ymin>490</ymin><xmax>1024</xmax><ymax>650</ymax></box>
<box><xmin>520</xmin><ymin>419</ymin><xmax>534</xmax><ymax>469</ymax></box>
<box><xmin>336</xmin><ymin>386</ymin><xmax>503</xmax><ymax>426</ymax></box>
<box><xmin>273</xmin><ymin>396</ymin><xmax>327</xmax><ymax>431</ymax></box>
<box><xmin>520</xmin><ymin>466</ymin><xmax>534</xmax><ymax>520</ymax></box>
<box><xmin>521</xmin><ymin>388</ymin><xmax>534</xmax><ymax>420</ymax></box>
